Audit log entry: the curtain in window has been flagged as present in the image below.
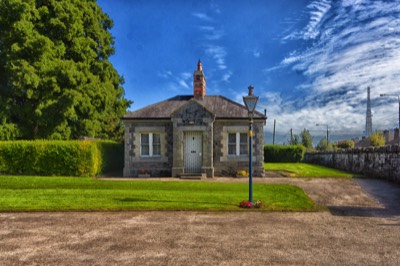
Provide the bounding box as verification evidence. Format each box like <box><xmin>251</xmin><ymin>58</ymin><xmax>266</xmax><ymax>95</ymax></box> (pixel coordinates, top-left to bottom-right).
<box><xmin>239</xmin><ymin>133</ymin><xmax>248</xmax><ymax>155</ymax></box>
<box><xmin>141</xmin><ymin>134</ymin><xmax>150</xmax><ymax>156</ymax></box>
<box><xmin>152</xmin><ymin>134</ymin><xmax>161</xmax><ymax>156</ymax></box>
<box><xmin>228</xmin><ymin>133</ymin><xmax>236</xmax><ymax>155</ymax></box>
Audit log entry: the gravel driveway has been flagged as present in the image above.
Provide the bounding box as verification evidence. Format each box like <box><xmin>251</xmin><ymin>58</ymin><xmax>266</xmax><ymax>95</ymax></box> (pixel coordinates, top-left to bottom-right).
<box><xmin>1</xmin><ymin>177</ymin><xmax>399</xmax><ymax>265</ymax></box>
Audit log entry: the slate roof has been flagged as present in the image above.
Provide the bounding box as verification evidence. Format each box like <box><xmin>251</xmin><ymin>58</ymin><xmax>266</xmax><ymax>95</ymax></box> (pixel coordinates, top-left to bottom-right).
<box><xmin>123</xmin><ymin>95</ymin><xmax>266</xmax><ymax>120</ymax></box>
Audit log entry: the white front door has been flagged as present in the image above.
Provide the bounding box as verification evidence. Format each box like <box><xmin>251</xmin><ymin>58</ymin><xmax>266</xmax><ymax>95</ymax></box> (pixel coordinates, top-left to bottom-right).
<box><xmin>184</xmin><ymin>132</ymin><xmax>202</xmax><ymax>173</ymax></box>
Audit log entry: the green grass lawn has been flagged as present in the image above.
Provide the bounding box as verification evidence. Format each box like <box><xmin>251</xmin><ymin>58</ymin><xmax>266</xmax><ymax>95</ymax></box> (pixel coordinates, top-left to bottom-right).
<box><xmin>264</xmin><ymin>162</ymin><xmax>353</xmax><ymax>178</ymax></box>
<box><xmin>0</xmin><ymin>176</ymin><xmax>315</xmax><ymax>212</ymax></box>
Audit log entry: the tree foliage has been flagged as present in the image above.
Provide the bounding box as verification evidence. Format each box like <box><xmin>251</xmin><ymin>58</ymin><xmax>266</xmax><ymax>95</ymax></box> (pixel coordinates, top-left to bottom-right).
<box><xmin>316</xmin><ymin>137</ymin><xmax>335</xmax><ymax>151</ymax></box>
<box><xmin>300</xmin><ymin>129</ymin><xmax>313</xmax><ymax>150</ymax></box>
<box><xmin>370</xmin><ymin>131</ymin><xmax>385</xmax><ymax>147</ymax></box>
<box><xmin>288</xmin><ymin>134</ymin><xmax>300</xmax><ymax>145</ymax></box>
<box><xmin>316</xmin><ymin>138</ymin><xmax>328</xmax><ymax>151</ymax></box>
<box><xmin>0</xmin><ymin>0</ymin><xmax>131</xmax><ymax>140</ymax></box>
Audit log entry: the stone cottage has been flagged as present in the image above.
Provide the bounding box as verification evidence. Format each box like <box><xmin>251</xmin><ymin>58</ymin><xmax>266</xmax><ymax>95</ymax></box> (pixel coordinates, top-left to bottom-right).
<box><xmin>122</xmin><ymin>61</ymin><xmax>266</xmax><ymax>177</ymax></box>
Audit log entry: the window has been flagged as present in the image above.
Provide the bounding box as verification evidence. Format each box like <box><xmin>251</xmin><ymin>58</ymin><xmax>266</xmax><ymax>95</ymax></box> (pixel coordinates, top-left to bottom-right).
<box><xmin>141</xmin><ymin>133</ymin><xmax>161</xmax><ymax>157</ymax></box>
<box><xmin>239</xmin><ymin>133</ymin><xmax>248</xmax><ymax>155</ymax></box>
<box><xmin>228</xmin><ymin>132</ymin><xmax>248</xmax><ymax>156</ymax></box>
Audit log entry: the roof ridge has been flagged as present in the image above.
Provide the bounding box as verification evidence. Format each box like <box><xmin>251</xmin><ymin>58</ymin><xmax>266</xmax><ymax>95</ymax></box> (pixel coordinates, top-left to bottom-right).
<box><xmin>207</xmin><ymin>94</ymin><xmax>265</xmax><ymax>117</ymax></box>
<box><xmin>123</xmin><ymin>94</ymin><xmax>266</xmax><ymax>120</ymax></box>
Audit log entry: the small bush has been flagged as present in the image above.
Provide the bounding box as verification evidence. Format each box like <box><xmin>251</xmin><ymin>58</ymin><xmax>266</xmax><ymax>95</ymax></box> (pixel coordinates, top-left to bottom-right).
<box><xmin>264</xmin><ymin>144</ymin><xmax>306</xmax><ymax>162</ymax></box>
<box><xmin>337</xmin><ymin>140</ymin><xmax>355</xmax><ymax>149</ymax></box>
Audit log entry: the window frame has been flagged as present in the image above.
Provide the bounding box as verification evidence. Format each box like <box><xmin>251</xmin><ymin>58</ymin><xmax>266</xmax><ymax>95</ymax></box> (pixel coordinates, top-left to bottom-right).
<box><xmin>140</xmin><ymin>133</ymin><xmax>161</xmax><ymax>157</ymax></box>
<box><xmin>228</xmin><ymin>132</ymin><xmax>248</xmax><ymax>156</ymax></box>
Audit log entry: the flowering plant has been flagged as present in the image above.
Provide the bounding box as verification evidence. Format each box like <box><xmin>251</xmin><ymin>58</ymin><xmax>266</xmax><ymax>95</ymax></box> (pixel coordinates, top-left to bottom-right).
<box><xmin>239</xmin><ymin>200</ymin><xmax>262</xmax><ymax>209</ymax></box>
<box><xmin>239</xmin><ymin>200</ymin><xmax>253</xmax><ymax>208</ymax></box>
<box><xmin>236</xmin><ymin>170</ymin><xmax>248</xmax><ymax>177</ymax></box>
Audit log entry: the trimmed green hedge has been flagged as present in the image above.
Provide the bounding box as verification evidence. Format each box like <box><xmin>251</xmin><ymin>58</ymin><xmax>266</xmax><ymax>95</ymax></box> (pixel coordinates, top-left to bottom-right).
<box><xmin>264</xmin><ymin>144</ymin><xmax>306</xmax><ymax>162</ymax></box>
<box><xmin>0</xmin><ymin>140</ymin><xmax>123</xmax><ymax>177</ymax></box>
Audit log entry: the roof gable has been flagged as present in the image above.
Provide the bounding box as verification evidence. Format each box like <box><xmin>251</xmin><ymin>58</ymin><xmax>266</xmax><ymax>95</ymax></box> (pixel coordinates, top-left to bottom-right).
<box><xmin>171</xmin><ymin>99</ymin><xmax>215</xmax><ymax>126</ymax></box>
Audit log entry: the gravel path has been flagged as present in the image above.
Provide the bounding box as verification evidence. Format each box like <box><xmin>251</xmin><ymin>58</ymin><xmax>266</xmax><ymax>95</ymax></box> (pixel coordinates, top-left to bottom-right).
<box><xmin>1</xmin><ymin>177</ymin><xmax>399</xmax><ymax>265</ymax></box>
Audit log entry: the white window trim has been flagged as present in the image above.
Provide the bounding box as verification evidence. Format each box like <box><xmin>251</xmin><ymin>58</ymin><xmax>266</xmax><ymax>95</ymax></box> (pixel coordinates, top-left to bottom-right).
<box><xmin>140</xmin><ymin>133</ymin><xmax>160</xmax><ymax>157</ymax></box>
<box><xmin>228</xmin><ymin>132</ymin><xmax>248</xmax><ymax>156</ymax></box>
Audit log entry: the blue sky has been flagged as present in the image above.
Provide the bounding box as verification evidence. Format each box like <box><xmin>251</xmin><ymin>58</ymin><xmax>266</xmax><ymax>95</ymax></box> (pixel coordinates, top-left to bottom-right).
<box><xmin>97</xmin><ymin>0</ymin><xmax>400</xmax><ymax>144</ymax></box>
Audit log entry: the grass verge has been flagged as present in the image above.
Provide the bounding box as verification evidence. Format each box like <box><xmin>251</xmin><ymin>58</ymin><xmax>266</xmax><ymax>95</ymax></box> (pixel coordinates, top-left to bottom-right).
<box><xmin>0</xmin><ymin>176</ymin><xmax>315</xmax><ymax>212</ymax></box>
<box><xmin>264</xmin><ymin>163</ymin><xmax>353</xmax><ymax>178</ymax></box>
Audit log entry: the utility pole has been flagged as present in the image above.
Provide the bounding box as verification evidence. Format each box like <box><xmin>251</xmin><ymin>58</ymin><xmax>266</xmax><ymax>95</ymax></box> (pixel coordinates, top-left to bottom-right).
<box><xmin>316</xmin><ymin>124</ymin><xmax>329</xmax><ymax>143</ymax></box>
<box><xmin>290</xmin><ymin>128</ymin><xmax>293</xmax><ymax>144</ymax></box>
<box><xmin>273</xmin><ymin>119</ymin><xmax>276</xmax><ymax>145</ymax></box>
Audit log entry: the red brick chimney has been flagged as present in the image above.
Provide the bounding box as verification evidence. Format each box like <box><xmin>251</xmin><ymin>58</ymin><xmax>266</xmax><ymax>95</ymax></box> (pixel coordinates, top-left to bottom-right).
<box><xmin>193</xmin><ymin>60</ymin><xmax>206</xmax><ymax>99</ymax></box>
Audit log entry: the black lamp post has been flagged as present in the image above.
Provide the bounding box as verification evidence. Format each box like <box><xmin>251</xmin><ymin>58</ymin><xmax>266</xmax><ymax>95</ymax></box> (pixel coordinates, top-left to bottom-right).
<box><xmin>243</xmin><ymin>85</ymin><xmax>259</xmax><ymax>203</ymax></box>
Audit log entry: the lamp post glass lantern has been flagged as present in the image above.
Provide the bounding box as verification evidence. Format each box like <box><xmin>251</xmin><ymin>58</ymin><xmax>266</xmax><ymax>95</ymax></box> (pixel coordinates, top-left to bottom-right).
<box><xmin>243</xmin><ymin>85</ymin><xmax>259</xmax><ymax>204</ymax></box>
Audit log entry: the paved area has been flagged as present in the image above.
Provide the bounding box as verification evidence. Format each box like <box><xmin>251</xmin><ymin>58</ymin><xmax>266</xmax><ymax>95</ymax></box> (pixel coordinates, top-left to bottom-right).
<box><xmin>1</xmin><ymin>177</ymin><xmax>399</xmax><ymax>265</ymax></box>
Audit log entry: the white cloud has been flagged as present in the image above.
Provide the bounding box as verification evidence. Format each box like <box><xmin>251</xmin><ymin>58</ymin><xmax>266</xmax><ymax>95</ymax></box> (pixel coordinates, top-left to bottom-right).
<box><xmin>253</xmin><ymin>49</ymin><xmax>261</xmax><ymax>58</ymax></box>
<box><xmin>282</xmin><ymin>52</ymin><xmax>304</xmax><ymax>65</ymax></box>
<box><xmin>157</xmin><ymin>70</ymin><xmax>172</xmax><ymax>79</ymax></box>
<box><xmin>163</xmin><ymin>72</ymin><xmax>192</xmax><ymax>91</ymax></box>
<box><xmin>283</xmin><ymin>0</ymin><xmax>332</xmax><ymax>40</ymax></box>
<box><xmin>180</xmin><ymin>72</ymin><xmax>192</xmax><ymax>80</ymax></box>
<box><xmin>210</xmin><ymin>2</ymin><xmax>221</xmax><ymax>14</ymax></box>
<box><xmin>177</xmin><ymin>79</ymin><xmax>190</xmax><ymax>90</ymax></box>
<box><xmin>303</xmin><ymin>0</ymin><xmax>332</xmax><ymax>39</ymax></box>
<box><xmin>205</xmin><ymin>30</ymin><xmax>225</xmax><ymax>41</ymax></box>
<box><xmin>264</xmin><ymin>97</ymin><xmax>365</xmax><ymax>136</ymax></box>
<box><xmin>221</xmin><ymin>71</ymin><xmax>232</xmax><ymax>82</ymax></box>
<box><xmin>199</xmin><ymin>26</ymin><xmax>215</xmax><ymax>31</ymax></box>
<box><xmin>198</xmin><ymin>25</ymin><xmax>225</xmax><ymax>40</ymax></box>
<box><xmin>205</xmin><ymin>45</ymin><xmax>227</xmax><ymax>70</ymax></box>
<box><xmin>192</xmin><ymin>12</ymin><xmax>213</xmax><ymax>21</ymax></box>
<box><xmin>194</xmin><ymin>6</ymin><xmax>230</xmax><ymax>75</ymax></box>
<box><xmin>176</xmin><ymin>72</ymin><xmax>192</xmax><ymax>90</ymax></box>
<box><xmin>275</xmin><ymin>0</ymin><xmax>400</xmax><ymax>137</ymax></box>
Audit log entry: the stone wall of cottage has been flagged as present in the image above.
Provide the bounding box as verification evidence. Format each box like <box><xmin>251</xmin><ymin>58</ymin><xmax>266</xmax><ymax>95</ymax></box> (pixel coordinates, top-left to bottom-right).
<box><xmin>123</xmin><ymin>121</ymin><xmax>173</xmax><ymax>177</ymax></box>
<box><xmin>213</xmin><ymin>120</ymin><xmax>265</xmax><ymax>177</ymax></box>
<box><xmin>123</xmin><ymin>118</ymin><xmax>265</xmax><ymax>178</ymax></box>
<box><xmin>303</xmin><ymin>146</ymin><xmax>400</xmax><ymax>182</ymax></box>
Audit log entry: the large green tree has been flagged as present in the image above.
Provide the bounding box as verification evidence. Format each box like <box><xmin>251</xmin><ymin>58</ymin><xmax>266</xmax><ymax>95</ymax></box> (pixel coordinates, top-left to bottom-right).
<box><xmin>0</xmin><ymin>0</ymin><xmax>131</xmax><ymax>140</ymax></box>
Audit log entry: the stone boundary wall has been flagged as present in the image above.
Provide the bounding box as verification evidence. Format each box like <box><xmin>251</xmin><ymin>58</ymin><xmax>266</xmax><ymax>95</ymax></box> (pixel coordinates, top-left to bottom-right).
<box><xmin>303</xmin><ymin>146</ymin><xmax>400</xmax><ymax>183</ymax></box>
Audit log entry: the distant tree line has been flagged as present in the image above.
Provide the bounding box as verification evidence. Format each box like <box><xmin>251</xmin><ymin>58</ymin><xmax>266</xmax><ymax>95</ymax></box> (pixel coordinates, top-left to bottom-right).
<box><xmin>287</xmin><ymin>129</ymin><xmax>386</xmax><ymax>151</ymax></box>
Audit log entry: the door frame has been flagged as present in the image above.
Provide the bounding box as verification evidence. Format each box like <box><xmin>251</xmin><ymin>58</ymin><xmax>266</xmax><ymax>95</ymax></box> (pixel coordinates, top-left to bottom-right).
<box><xmin>183</xmin><ymin>131</ymin><xmax>202</xmax><ymax>174</ymax></box>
